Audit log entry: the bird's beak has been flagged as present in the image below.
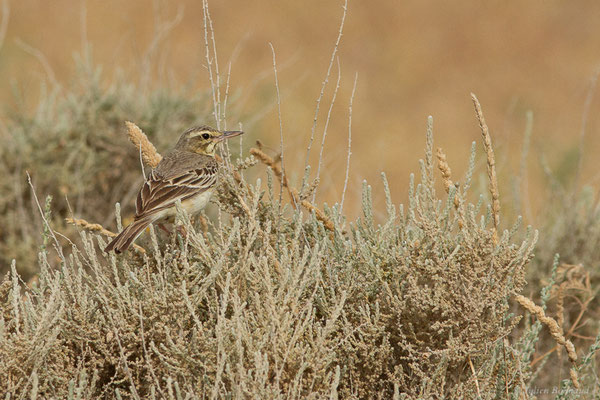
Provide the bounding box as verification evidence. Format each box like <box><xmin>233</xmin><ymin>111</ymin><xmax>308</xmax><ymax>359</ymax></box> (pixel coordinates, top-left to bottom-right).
<box><xmin>215</xmin><ymin>130</ymin><xmax>243</xmax><ymax>142</ymax></box>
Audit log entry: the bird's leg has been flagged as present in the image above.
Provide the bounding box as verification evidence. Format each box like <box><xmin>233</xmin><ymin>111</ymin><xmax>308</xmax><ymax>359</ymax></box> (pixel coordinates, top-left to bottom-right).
<box><xmin>176</xmin><ymin>225</ymin><xmax>188</xmax><ymax>239</ymax></box>
<box><xmin>158</xmin><ymin>223</ymin><xmax>171</xmax><ymax>235</ymax></box>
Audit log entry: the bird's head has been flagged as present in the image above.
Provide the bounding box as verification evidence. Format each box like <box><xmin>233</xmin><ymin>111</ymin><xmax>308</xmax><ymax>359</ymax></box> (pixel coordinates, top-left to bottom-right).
<box><xmin>177</xmin><ymin>125</ymin><xmax>243</xmax><ymax>156</ymax></box>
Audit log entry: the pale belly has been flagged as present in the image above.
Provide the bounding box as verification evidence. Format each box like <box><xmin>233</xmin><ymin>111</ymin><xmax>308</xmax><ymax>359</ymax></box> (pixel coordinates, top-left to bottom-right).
<box><xmin>182</xmin><ymin>190</ymin><xmax>213</xmax><ymax>215</ymax></box>
<box><xmin>153</xmin><ymin>189</ymin><xmax>213</xmax><ymax>221</ymax></box>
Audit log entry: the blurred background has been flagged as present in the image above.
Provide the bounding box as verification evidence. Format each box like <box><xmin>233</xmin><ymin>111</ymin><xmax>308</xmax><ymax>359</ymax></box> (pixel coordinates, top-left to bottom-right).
<box><xmin>1</xmin><ymin>0</ymin><xmax>600</xmax><ymax>248</ymax></box>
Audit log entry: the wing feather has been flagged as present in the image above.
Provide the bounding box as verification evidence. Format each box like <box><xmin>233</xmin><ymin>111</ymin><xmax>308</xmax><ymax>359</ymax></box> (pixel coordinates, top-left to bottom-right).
<box><xmin>134</xmin><ymin>165</ymin><xmax>217</xmax><ymax>219</ymax></box>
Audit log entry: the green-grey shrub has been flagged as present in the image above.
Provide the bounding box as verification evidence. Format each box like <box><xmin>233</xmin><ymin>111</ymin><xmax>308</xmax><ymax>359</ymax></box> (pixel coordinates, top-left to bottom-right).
<box><xmin>1</xmin><ymin>118</ymin><xmax>551</xmax><ymax>399</ymax></box>
<box><xmin>0</xmin><ymin>54</ymin><xmax>212</xmax><ymax>278</ymax></box>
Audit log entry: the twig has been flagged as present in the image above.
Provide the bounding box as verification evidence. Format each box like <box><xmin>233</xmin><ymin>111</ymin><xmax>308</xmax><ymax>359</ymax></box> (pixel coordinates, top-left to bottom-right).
<box><xmin>313</xmin><ymin>56</ymin><xmax>342</xmax><ymax>202</ymax></box>
<box><xmin>467</xmin><ymin>355</ymin><xmax>481</xmax><ymax>398</ymax></box>
<box><xmin>26</xmin><ymin>172</ymin><xmax>65</xmax><ymax>261</ymax></box>
<box><xmin>206</xmin><ymin>1</ymin><xmax>221</xmax><ymax>128</ymax></box>
<box><xmin>302</xmin><ymin>0</ymin><xmax>349</xmax><ymax>192</ymax></box>
<box><xmin>340</xmin><ymin>72</ymin><xmax>357</xmax><ymax>213</ymax></box>
<box><xmin>202</xmin><ymin>0</ymin><xmax>220</xmax><ymax>127</ymax></box>
<box><xmin>250</xmin><ymin>148</ymin><xmax>297</xmax><ymax>205</ymax></box>
<box><xmin>125</xmin><ymin>121</ymin><xmax>162</xmax><ymax>168</ymax></box>
<box><xmin>269</xmin><ymin>43</ymin><xmax>286</xmax><ymax>211</ymax></box>
<box><xmin>471</xmin><ymin>93</ymin><xmax>500</xmax><ymax>243</ymax></box>
<box><xmin>250</xmin><ymin>148</ymin><xmax>335</xmax><ymax>232</ymax></box>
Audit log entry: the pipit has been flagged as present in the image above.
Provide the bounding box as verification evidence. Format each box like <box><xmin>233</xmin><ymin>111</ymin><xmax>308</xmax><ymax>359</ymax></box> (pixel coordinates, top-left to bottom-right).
<box><xmin>105</xmin><ymin>125</ymin><xmax>243</xmax><ymax>253</ymax></box>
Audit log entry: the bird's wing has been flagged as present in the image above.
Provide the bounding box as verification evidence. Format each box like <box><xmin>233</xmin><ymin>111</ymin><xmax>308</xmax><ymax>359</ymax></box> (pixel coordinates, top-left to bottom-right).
<box><xmin>135</xmin><ymin>164</ymin><xmax>218</xmax><ymax>219</ymax></box>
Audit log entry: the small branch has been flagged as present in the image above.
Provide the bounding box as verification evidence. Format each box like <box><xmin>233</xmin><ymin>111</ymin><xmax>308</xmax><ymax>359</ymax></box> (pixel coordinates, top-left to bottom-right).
<box><xmin>340</xmin><ymin>72</ymin><xmax>357</xmax><ymax>213</ymax></box>
<box><xmin>250</xmin><ymin>148</ymin><xmax>335</xmax><ymax>232</ymax></box>
<box><xmin>313</xmin><ymin>56</ymin><xmax>342</xmax><ymax>202</ymax></box>
<box><xmin>467</xmin><ymin>355</ymin><xmax>481</xmax><ymax>398</ymax></box>
<box><xmin>250</xmin><ymin>148</ymin><xmax>298</xmax><ymax>204</ymax></box>
<box><xmin>303</xmin><ymin>0</ymin><xmax>349</xmax><ymax>192</ymax></box>
<box><xmin>202</xmin><ymin>0</ymin><xmax>219</xmax><ymax>127</ymax></box>
<box><xmin>27</xmin><ymin>172</ymin><xmax>65</xmax><ymax>261</ymax></box>
<box><xmin>269</xmin><ymin>43</ymin><xmax>286</xmax><ymax>210</ymax></box>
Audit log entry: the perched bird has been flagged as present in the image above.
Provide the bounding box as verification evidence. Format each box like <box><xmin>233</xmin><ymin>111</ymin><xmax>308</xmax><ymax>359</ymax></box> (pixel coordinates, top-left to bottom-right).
<box><xmin>105</xmin><ymin>125</ymin><xmax>243</xmax><ymax>253</ymax></box>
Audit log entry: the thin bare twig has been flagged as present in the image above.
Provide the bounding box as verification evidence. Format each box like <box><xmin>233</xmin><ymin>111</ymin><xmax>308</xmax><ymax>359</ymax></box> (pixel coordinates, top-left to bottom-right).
<box><xmin>269</xmin><ymin>43</ymin><xmax>286</xmax><ymax>211</ymax></box>
<box><xmin>313</xmin><ymin>56</ymin><xmax>342</xmax><ymax>203</ymax></box>
<box><xmin>340</xmin><ymin>72</ymin><xmax>357</xmax><ymax>214</ymax></box>
<box><xmin>250</xmin><ymin>148</ymin><xmax>335</xmax><ymax>232</ymax></box>
<box><xmin>467</xmin><ymin>355</ymin><xmax>481</xmax><ymax>398</ymax></box>
<box><xmin>206</xmin><ymin>3</ymin><xmax>221</xmax><ymax>128</ymax></box>
<box><xmin>202</xmin><ymin>0</ymin><xmax>220</xmax><ymax>127</ymax></box>
<box><xmin>302</xmin><ymin>0</ymin><xmax>349</xmax><ymax>192</ymax></box>
<box><xmin>26</xmin><ymin>172</ymin><xmax>66</xmax><ymax>261</ymax></box>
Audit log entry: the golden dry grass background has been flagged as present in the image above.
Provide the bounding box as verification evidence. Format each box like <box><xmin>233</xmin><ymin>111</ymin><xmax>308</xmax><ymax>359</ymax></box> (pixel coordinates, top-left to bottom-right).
<box><xmin>2</xmin><ymin>0</ymin><xmax>600</xmax><ymax>217</ymax></box>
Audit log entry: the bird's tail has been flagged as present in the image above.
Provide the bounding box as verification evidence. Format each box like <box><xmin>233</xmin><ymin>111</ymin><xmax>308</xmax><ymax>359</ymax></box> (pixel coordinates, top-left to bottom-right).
<box><xmin>104</xmin><ymin>218</ymin><xmax>152</xmax><ymax>253</ymax></box>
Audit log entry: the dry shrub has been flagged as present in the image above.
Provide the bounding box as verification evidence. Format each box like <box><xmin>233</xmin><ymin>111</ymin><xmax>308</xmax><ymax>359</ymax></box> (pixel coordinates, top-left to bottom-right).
<box><xmin>0</xmin><ymin>110</ymin><xmax>555</xmax><ymax>399</ymax></box>
<box><xmin>521</xmin><ymin>151</ymin><xmax>600</xmax><ymax>392</ymax></box>
<box><xmin>0</xmin><ymin>58</ymin><xmax>213</xmax><ymax>279</ymax></box>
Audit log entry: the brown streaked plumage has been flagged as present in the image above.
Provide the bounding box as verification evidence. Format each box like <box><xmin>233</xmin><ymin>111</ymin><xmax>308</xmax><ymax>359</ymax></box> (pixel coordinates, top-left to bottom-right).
<box><xmin>105</xmin><ymin>125</ymin><xmax>243</xmax><ymax>253</ymax></box>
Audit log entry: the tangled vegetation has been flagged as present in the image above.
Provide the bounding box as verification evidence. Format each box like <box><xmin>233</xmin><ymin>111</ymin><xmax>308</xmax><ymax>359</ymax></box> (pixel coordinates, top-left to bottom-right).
<box><xmin>1</xmin><ymin>2</ymin><xmax>599</xmax><ymax>397</ymax></box>
<box><xmin>2</xmin><ymin>91</ymin><xmax>599</xmax><ymax>397</ymax></box>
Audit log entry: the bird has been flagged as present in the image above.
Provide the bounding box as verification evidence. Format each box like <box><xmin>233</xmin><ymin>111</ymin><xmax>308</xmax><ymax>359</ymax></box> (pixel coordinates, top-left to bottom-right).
<box><xmin>104</xmin><ymin>125</ymin><xmax>243</xmax><ymax>253</ymax></box>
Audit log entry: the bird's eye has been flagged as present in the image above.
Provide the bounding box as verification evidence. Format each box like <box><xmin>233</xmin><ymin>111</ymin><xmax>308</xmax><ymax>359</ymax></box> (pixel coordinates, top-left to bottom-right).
<box><xmin>202</xmin><ymin>133</ymin><xmax>210</xmax><ymax>140</ymax></box>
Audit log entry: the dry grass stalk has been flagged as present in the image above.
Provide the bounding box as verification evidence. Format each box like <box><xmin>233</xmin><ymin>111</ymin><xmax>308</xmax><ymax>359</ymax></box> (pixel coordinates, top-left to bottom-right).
<box><xmin>436</xmin><ymin>147</ymin><xmax>462</xmax><ymax>217</ymax></box>
<box><xmin>436</xmin><ymin>147</ymin><xmax>453</xmax><ymax>193</ymax></box>
<box><xmin>467</xmin><ymin>355</ymin><xmax>481</xmax><ymax>398</ymax></box>
<box><xmin>300</xmin><ymin>199</ymin><xmax>335</xmax><ymax>232</ymax></box>
<box><xmin>125</xmin><ymin>121</ymin><xmax>163</xmax><ymax>168</ymax></box>
<box><xmin>532</xmin><ymin>263</ymin><xmax>595</xmax><ymax>366</ymax></box>
<box><xmin>250</xmin><ymin>148</ymin><xmax>296</xmax><ymax>201</ymax></box>
<box><xmin>66</xmin><ymin>217</ymin><xmax>146</xmax><ymax>254</ymax></box>
<box><xmin>250</xmin><ymin>147</ymin><xmax>335</xmax><ymax>232</ymax></box>
<box><xmin>515</xmin><ymin>294</ymin><xmax>579</xmax><ymax>388</ymax></box>
<box><xmin>470</xmin><ymin>94</ymin><xmax>500</xmax><ymax>242</ymax></box>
